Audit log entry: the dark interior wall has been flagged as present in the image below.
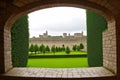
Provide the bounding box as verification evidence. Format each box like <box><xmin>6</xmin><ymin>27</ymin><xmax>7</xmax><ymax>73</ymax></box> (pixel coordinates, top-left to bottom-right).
<box><xmin>86</xmin><ymin>10</ymin><xmax>107</xmax><ymax>67</ymax></box>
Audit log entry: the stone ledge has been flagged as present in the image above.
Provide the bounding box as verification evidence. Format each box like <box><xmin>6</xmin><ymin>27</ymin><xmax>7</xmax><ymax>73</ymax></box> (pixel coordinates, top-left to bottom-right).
<box><xmin>3</xmin><ymin>67</ymin><xmax>114</xmax><ymax>78</ymax></box>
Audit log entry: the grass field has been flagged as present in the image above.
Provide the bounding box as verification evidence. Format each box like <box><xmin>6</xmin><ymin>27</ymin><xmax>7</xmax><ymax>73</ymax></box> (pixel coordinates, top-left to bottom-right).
<box><xmin>27</xmin><ymin>51</ymin><xmax>88</xmax><ymax>68</ymax></box>
<box><xmin>27</xmin><ymin>57</ymin><xmax>88</xmax><ymax>68</ymax></box>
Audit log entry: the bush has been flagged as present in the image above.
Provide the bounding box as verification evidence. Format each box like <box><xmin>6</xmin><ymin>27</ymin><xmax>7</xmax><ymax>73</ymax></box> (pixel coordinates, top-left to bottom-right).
<box><xmin>51</xmin><ymin>45</ymin><xmax>56</xmax><ymax>54</ymax></box>
<box><xmin>65</xmin><ymin>46</ymin><xmax>70</xmax><ymax>54</ymax></box>
<box><xmin>11</xmin><ymin>15</ymin><xmax>29</xmax><ymax>67</ymax></box>
<box><xmin>29</xmin><ymin>44</ymin><xmax>34</xmax><ymax>53</ymax></box>
<box><xmin>72</xmin><ymin>45</ymin><xmax>77</xmax><ymax>51</ymax></box>
<box><xmin>39</xmin><ymin>44</ymin><xmax>46</xmax><ymax>54</ymax></box>
<box><xmin>80</xmin><ymin>43</ymin><xmax>84</xmax><ymax>51</ymax></box>
<box><xmin>46</xmin><ymin>45</ymin><xmax>50</xmax><ymax>52</ymax></box>
<box><xmin>34</xmin><ymin>44</ymin><xmax>39</xmax><ymax>54</ymax></box>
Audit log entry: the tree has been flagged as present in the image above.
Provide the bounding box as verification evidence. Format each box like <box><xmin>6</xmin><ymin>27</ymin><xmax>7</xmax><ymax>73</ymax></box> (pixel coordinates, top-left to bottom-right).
<box><xmin>65</xmin><ymin>46</ymin><xmax>70</xmax><ymax>54</ymax></box>
<box><xmin>77</xmin><ymin>45</ymin><xmax>80</xmax><ymax>51</ymax></box>
<box><xmin>72</xmin><ymin>45</ymin><xmax>77</xmax><ymax>51</ymax></box>
<box><xmin>51</xmin><ymin>45</ymin><xmax>56</xmax><ymax>54</ymax></box>
<box><xmin>11</xmin><ymin>15</ymin><xmax>29</xmax><ymax>67</ymax></box>
<box><xmin>62</xmin><ymin>44</ymin><xmax>65</xmax><ymax>51</ymax></box>
<box><xmin>34</xmin><ymin>44</ymin><xmax>39</xmax><ymax>54</ymax></box>
<box><xmin>29</xmin><ymin>44</ymin><xmax>34</xmax><ymax>53</ymax></box>
<box><xmin>80</xmin><ymin>43</ymin><xmax>84</xmax><ymax>51</ymax></box>
<box><xmin>56</xmin><ymin>46</ymin><xmax>59</xmax><ymax>52</ymax></box>
<box><xmin>39</xmin><ymin>44</ymin><xmax>45</xmax><ymax>54</ymax></box>
<box><xmin>46</xmin><ymin>45</ymin><xmax>50</xmax><ymax>52</ymax></box>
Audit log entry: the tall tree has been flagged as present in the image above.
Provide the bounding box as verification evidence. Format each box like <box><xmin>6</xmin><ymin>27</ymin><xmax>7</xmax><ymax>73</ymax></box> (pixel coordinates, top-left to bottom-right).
<box><xmin>46</xmin><ymin>45</ymin><xmax>50</xmax><ymax>52</ymax></box>
<box><xmin>79</xmin><ymin>43</ymin><xmax>84</xmax><ymax>51</ymax></box>
<box><xmin>72</xmin><ymin>45</ymin><xmax>77</xmax><ymax>51</ymax></box>
<box><xmin>11</xmin><ymin>15</ymin><xmax>29</xmax><ymax>67</ymax></box>
<box><xmin>65</xmin><ymin>46</ymin><xmax>70</xmax><ymax>54</ymax></box>
<box><xmin>87</xmin><ymin>10</ymin><xmax>107</xmax><ymax>67</ymax></box>
<box><xmin>34</xmin><ymin>44</ymin><xmax>39</xmax><ymax>54</ymax></box>
<box><xmin>51</xmin><ymin>45</ymin><xmax>56</xmax><ymax>54</ymax></box>
<box><xmin>29</xmin><ymin>44</ymin><xmax>34</xmax><ymax>53</ymax></box>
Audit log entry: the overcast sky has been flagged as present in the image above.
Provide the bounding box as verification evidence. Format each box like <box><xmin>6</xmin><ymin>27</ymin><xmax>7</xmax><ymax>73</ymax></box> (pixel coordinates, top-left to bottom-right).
<box><xmin>28</xmin><ymin>7</ymin><xmax>86</xmax><ymax>38</ymax></box>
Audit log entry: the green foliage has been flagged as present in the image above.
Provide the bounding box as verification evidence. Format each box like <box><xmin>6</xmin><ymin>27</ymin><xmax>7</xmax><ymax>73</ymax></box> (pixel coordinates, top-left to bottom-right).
<box><xmin>76</xmin><ymin>46</ymin><xmax>80</xmax><ymax>51</ymax></box>
<box><xmin>55</xmin><ymin>46</ymin><xmax>59</xmax><ymax>52</ymax></box>
<box><xmin>34</xmin><ymin>44</ymin><xmax>39</xmax><ymax>54</ymax></box>
<box><xmin>11</xmin><ymin>15</ymin><xmax>29</xmax><ymax>67</ymax></box>
<box><xmin>62</xmin><ymin>44</ymin><xmax>65</xmax><ymax>51</ymax></box>
<box><xmin>51</xmin><ymin>45</ymin><xmax>56</xmax><ymax>54</ymax></box>
<box><xmin>46</xmin><ymin>45</ymin><xmax>50</xmax><ymax>52</ymax></box>
<box><xmin>39</xmin><ymin>44</ymin><xmax>46</xmax><ymax>53</ymax></box>
<box><xmin>29</xmin><ymin>44</ymin><xmax>34</xmax><ymax>53</ymax></box>
<box><xmin>72</xmin><ymin>45</ymin><xmax>77</xmax><ymax>51</ymax></box>
<box><xmin>65</xmin><ymin>46</ymin><xmax>70</xmax><ymax>54</ymax></box>
<box><xmin>79</xmin><ymin>43</ymin><xmax>84</xmax><ymax>50</ymax></box>
<box><xmin>86</xmin><ymin>10</ymin><xmax>107</xmax><ymax>67</ymax></box>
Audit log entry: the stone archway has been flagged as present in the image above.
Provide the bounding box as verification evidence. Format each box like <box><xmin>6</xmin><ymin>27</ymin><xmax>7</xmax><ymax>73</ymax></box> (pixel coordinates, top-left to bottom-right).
<box><xmin>0</xmin><ymin>0</ymin><xmax>120</xmax><ymax>79</ymax></box>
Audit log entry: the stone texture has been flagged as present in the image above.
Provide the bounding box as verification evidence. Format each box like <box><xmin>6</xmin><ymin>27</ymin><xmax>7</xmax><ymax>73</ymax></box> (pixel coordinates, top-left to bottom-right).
<box><xmin>3</xmin><ymin>67</ymin><xmax>114</xmax><ymax>78</ymax></box>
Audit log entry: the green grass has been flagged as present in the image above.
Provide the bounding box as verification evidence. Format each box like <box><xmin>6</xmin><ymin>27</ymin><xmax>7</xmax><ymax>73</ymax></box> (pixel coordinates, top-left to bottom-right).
<box><xmin>27</xmin><ymin>57</ymin><xmax>88</xmax><ymax>68</ymax></box>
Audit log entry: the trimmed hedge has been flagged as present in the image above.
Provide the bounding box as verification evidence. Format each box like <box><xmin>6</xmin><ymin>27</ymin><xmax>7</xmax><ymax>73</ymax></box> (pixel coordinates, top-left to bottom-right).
<box><xmin>11</xmin><ymin>15</ymin><xmax>29</xmax><ymax>67</ymax></box>
<box><xmin>86</xmin><ymin>10</ymin><xmax>107</xmax><ymax>67</ymax></box>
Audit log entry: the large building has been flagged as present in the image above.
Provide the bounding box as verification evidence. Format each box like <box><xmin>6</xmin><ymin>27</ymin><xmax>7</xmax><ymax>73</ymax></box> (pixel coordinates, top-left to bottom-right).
<box><xmin>29</xmin><ymin>31</ymin><xmax>87</xmax><ymax>51</ymax></box>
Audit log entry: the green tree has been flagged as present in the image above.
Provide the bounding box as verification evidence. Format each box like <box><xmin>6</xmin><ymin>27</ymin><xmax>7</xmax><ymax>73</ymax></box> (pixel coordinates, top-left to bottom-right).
<box><xmin>40</xmin><ymin>44</ymin><xmax>45</xmax><ymax>54</ymax></box>
<box><xmin>11</xmin><ymin>15</ymin><xmax>29</xmax><ymax>67</ymax></box>
<box><xmin>80</xmin><ymin>43</ymin><xmax>84</xmax><ymax>51</ymax></box>
<box><xmin>29</xmin><ymin>44</ymin><xmax>34</xmax><ymax>53</ymax></box>
<box><xmin>76</xmin><ymin>45</ymin><xmax>80</xmax><ymax>51</ymax></box>
<box><xmin>65</xmin><ymin>46</ymin><xmax>70</xmax><ymax>54</ymax></box>
<box><xmin>87</xmin><ymin>10</ymin><xmax>107</xmax><ymax>66</ymax></box>
<box><xmin>51</xmin><ymin>45</ymin><xmax>56</xmax><ymax>54</ymax></box>
<box><xmin>46</xmin><ymin>45</ymin><xmax>50</xmax><ymax>52</ymax></box>
<box><xmin>56</xmin><ymin>46</ymin><xmax>59</xmax><ymax>52</ymax></box>
<box><xmin>62</xmin><ymin>44</ymin><xmax>65</xmax><ymax>51</ymax></box>
<box><xmin>34</xmin><ymin>44</ymin><xmax>39</xmax><ymax>54</ymax></box>
<box><xmin>72</xmin><ymin>45</ymin><xmax>77</xmax><ymax>51</ymax></box>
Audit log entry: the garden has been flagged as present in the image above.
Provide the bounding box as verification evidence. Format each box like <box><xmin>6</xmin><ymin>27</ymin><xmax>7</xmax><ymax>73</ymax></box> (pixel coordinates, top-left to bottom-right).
<box><xmin>27</xmin><ymin>43</ymin><xmax>88</xmax><ymax>68</ymax></box>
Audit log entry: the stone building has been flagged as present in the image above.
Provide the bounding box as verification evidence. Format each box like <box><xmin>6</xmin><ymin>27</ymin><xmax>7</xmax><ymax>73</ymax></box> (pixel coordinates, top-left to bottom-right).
<box><xmin>29</xmin><ymin>31</ymin><xmax>87</xmax><ymax>51</ymax></box>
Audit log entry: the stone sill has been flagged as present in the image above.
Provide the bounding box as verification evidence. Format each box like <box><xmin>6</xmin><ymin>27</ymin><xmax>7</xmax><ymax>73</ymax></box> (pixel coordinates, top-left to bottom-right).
<box><xmin>3</xmin><ymin>67</ymin><xmax>114</xmax><ymax>78</ymax></box>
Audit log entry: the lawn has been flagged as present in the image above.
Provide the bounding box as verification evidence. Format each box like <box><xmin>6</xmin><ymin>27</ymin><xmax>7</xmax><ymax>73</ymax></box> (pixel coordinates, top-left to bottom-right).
<box><xmin>27</xmin><ymin>57</ymin><xmax>88</xmax><ymax>68</ymax></box>
<box><xmin>27</xmin><ymin>51</ymin><xmax>88</xmax><ymax>68</ymax></box>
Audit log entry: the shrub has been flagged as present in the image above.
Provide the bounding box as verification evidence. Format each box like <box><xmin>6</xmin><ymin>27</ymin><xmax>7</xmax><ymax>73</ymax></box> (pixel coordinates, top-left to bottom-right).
<box><xmin>72</xmin><ymin>45</ymin><xmax>77</xmax><ymax>51</ymax></box>
<box><xmin>51</xmin><ymin>45</ymin><xmax>56</xmax><ymax>54</ymax></box>
<box><xmin>34</xmin><ymin>44</ymin><xmax>39</xmax><ymax>54</ymax></box>
<box><xmin>80</xmin><ymin>43</ymin><xmax>84</xmax><ymax>51</ymax></box>
<box><xmin>46</xmin><ymin>45</ymin><xmax>50</xmax><ymax>52</ymax></box>
<box><xmin>11</xmin><ymin>15</ymin><xmax>29</xmax><ymax>67</ymax></box>
<box><xmin>65</xmin><ymin>46</ymin><xmax>70</xmax><ymax>54</ymax></box>
<box><xmin>29</xmin><ymin>44</ymin><xmax>34</xmax><ymax>53</ymax></box>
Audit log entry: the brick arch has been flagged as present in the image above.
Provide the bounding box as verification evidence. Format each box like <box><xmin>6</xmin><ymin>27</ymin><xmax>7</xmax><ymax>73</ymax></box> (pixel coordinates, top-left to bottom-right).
<box><xmin>5</xmin><ymin>1</ymin><xmax>114</xmax><ymax>29</ymax></box>
<box><xmin>1</xmin><ymin>0</ymin><xmax>120</xmax><ymax>79</ymax></box>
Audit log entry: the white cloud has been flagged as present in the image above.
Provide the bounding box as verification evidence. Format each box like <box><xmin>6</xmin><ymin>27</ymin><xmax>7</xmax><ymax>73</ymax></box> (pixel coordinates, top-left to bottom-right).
<box><xmin>28</xmin><ymin>7</ymin><xmax>86</xmax><ymax>38</ymax></box>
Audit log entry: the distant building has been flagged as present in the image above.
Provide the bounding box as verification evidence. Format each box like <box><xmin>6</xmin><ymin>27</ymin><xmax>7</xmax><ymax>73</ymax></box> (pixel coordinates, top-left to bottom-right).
<box><xmin>29</xmin><ymin>31</ymin><xmax>87</xmax><ymax>51</ymax></box>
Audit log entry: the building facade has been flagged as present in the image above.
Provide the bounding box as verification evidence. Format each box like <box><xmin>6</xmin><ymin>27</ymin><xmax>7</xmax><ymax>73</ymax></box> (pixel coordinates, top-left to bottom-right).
<box><xmin>29</xmin><ymin>31</ymin><xmax>87</xmax><ymax>51</ymax></box>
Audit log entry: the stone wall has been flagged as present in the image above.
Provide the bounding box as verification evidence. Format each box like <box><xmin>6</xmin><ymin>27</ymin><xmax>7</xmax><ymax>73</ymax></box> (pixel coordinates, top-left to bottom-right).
<box><xmin>29</xmin><ymin>36</ymin><xmax>87</xmax><ymax>51</ymax></box>
<box><xmin>103</xmin><ymin>21</ymin><xmax>116</xmax><ymax>73</ymax></box>
<box><xmin>4</xmin><ymin>29</ymin><xmax>12</xmax><ymax>72</ymax></box>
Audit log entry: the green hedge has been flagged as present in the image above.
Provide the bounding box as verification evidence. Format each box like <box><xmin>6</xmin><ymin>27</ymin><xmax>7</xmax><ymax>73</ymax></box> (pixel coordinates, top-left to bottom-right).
<box><xmin>11</xmin><ymin>15</ymin><xmax>29</xmax><ymax>67</ymax></box>
<box><xmin>86</xmin><ymin>10</ymin><xmax>107</xmax><ymax>67</ymax></box>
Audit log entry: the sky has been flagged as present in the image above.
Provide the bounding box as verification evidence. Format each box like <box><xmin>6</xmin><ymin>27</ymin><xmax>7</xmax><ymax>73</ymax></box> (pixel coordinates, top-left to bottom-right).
<box><xmin>28</xmin><ymin>7</ymin><xmax>86</xmax><ymax>38</ymax></box>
